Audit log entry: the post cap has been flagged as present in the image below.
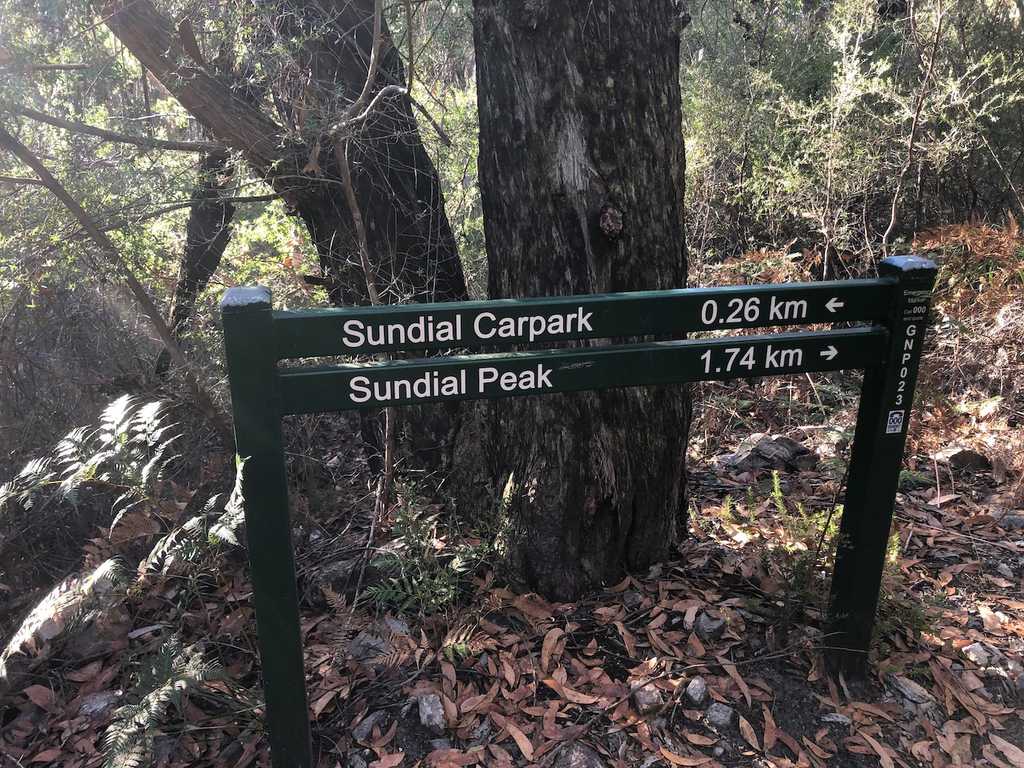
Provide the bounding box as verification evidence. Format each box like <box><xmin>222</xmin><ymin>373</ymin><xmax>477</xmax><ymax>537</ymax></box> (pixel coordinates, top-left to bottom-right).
<box><xmin>879</xmin><ymin>255</ymin><xmax>937</xmax><ymax>274</ymax></box>
<box><xmin>221</xmin><ymin>286</ymin><xmax>272</xmax><ymax>312</ymax></box>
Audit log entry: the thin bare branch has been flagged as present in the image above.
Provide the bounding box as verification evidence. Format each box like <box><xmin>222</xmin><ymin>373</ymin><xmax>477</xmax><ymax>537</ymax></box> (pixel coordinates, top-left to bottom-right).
<box><xmin>0</xmin><ymin>175</ymin><xmax>48</xmax><ymax>187</ymax></box>
<box><xmin>17</xmin><ymin>107</ymin><xmax>223</xmax><ymax>153</ymax></box>
<box><xmin>881</xmin><ymin>1</ymin><xmax>945</xmax><ymax>257</ymax></box>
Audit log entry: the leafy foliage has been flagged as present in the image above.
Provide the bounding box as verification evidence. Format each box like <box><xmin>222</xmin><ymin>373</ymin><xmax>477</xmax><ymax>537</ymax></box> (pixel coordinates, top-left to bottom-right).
<box><xmin>103</xmin><ymin>637</ymin><xmax>220</xmax><ymax>768</ymax></box>
<box><xmin>0</xmin><ymin>396</ymin><xmax>178</xmax><ymax>587</ymax></box>
<box><xmin>367</xmin><ymin>493</ymin><xmax>493</xmax><ymax>615</ymax></box>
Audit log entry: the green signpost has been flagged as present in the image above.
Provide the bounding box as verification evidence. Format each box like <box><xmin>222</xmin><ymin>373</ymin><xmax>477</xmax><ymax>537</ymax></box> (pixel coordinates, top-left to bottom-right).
<box><xmin>221</xmin><ymin>255</ymin><xmax>937</xmax><ymax>768</ymax></box>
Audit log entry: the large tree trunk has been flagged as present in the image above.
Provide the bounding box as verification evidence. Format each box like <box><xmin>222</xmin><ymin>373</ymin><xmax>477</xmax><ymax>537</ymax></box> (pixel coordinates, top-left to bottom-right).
<box><xmin>472</xmin><ymin>0</ymin><xmax>691</xmax><ymax>599</ymax></box>
<box><xmin>104</xmin><ymin>0</ymin><xmax>467</xmax><ymax>468</ymax></box>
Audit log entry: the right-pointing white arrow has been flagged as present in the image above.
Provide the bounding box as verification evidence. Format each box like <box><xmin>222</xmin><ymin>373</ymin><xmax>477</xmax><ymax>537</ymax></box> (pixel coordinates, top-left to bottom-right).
<box><xmin>826</xmin><ymin>297</ymin><xmax>845</xmax><ymax>313</ymax></box>
<box><xmin>820</xmin><ymin>345</ymin><xmax>838</xmax><ymax>361</ymax></box>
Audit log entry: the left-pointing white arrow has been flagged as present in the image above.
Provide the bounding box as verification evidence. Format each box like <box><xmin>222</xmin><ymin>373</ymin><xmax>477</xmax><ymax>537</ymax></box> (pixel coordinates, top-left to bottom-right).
<box><xmin>820</xmin><ymin>345</ymin><xmax>838</xmax><ymax>361</ymax></box>
<box><xmin>826</xmin><ymin>297</ymin><xmax>845</xmax><ymax>313</ymax></box>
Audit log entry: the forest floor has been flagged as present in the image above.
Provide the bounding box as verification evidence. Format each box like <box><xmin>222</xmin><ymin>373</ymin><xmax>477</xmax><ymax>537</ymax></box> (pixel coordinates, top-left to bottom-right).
<box><xmin>1</xmin><ymin>223</ymin><xmax>1023</xmax><ymax>768</ymax></box>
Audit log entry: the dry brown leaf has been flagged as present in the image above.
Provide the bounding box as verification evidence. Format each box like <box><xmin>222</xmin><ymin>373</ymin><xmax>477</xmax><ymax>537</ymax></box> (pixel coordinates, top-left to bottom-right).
<box><xmin>739</xmin><ymin>715</ymin><xmax>760</xmax><ymax>751</ymax></box>
<box><xmin>23</xmin><ymin>684</ymin><xmax>54</xmax><ymax>710</ymax></box>
<box><xmin>761</xmin><ymin>704</ymin><xmax>777</xmax><ymax>752</ymax></box>
<box><xmin>541</xmin><ymin>628</ymin><xmax>564</xmax><ymax>673</ymax></box>
<box><xmin>30</xmin><ymin>748</ymin><xmax>63</xmax><ymax>763</ymax></box>
<box><xmin>66</xmin><ymin>660</ymin><xmax>103</xmax><ymax>682</ymax></box>
<box><xmin>368</xmin><ymin>753</ymin><xmax>404</xmax><ymax>768</ymax></box>
<box><xmin>504</xmin><ymin>720</ymin><xmax>535</xmax><ymax>761</ymax></box>
<box><xmin>716</xmin><ymin>656</ymin><xmax>751</xmax><ymax>706</ymax></box>
<box><xmin>990</xmin><ymin>734</ymin><xmax>1024</xmax><ymax>767</ymax></box>
<box><xmin>311</xmin><ymin>689</ymin><xmax>337</xmax><ymax>718</ymax></box>
<box><xmin>427</xmin><ymin>748</ymin><xmax>484</xmax><ymax>767</ymax></box>
<box><xmin>658</xmin><ymin>747</ymin><xmax>712</xmax><ymax>766</ymax></box>
<box><xmin>859</xmin><ymin>731</ymin><xmax>894</xmax><ymax>768</ymax></box>
<box><xmin>614</xmin><ymin>621</ymin><xmax>637</xmax><ymax>658</ymax></box>
<box><xmin>684</xmin><ymin>732</ymin><xmax>717</xmax><ymax>746</ymax></box>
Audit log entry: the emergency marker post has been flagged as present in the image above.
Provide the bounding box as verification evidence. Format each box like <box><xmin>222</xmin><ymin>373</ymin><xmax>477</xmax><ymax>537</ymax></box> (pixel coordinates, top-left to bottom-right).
<box><xmin>221</xmin><ymin>255</ymin><xmax>937</xmax><ymax>768</ymax></box>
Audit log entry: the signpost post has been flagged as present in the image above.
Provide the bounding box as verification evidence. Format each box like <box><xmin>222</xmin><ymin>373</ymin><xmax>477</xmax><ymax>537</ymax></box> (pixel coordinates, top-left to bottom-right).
<box><xmin>220</xmin><ymin>256</ymin><xmax>936</xmax><ymax>767</ymax></box>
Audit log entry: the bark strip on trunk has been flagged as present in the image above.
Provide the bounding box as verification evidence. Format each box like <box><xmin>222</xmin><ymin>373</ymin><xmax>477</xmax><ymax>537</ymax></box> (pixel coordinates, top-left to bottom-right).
<box><xmin>473</xmin><ymin>0</ymin><xmax>691</xmax><ymax>599</ymax></box>
<box><xmin>156</xmin><ymin>150</ymin><xmax>236</xmax><ymax>376</ymax></box>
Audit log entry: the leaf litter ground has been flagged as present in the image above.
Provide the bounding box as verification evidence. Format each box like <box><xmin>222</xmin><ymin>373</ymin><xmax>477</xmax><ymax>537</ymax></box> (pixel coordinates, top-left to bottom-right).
<box><xmin>1</xmin><ymin>225</ymin><xmax>1023</xmax><ymax>767</ymax></box>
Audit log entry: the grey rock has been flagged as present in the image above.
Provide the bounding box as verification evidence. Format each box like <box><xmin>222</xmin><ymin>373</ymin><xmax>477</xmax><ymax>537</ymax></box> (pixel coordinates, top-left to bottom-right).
<box><xmin>470</xmin><ymin>717</ymin><xmax>493</xmax><ymax>746</ymax></box>
<box><xmin>383</xmin><ymin>615</ymin><xmax>411</xmax><ymax>637</ymax></box>
<box><xmin>349</xmin><ymin>631</ymin><xmax>390</xmax><ymax>662</ymax></box>
<box><xmin>998</xmin><ymin>563</ymin><xmax>1015</xmax><ymax>579</ymax></box>
<box><xmin>79</xmin><ymin>690</ymin><xmax>121</xmax><ymax>719</ymax></box>
<box><xmin>963</xmin><ymin>642</ymin><xmax>1001</xmax><ymax>667</ymax></box>
<box><xmin>933</xmin><ymin>447</ymin><xmax>991</xmax><ymax>472</ymax></box>
<box><xmin>346</xmin><ymin>751</ymin><xmax>369</xmax><ymax>768</ymax></box>
<box><xmin>429</xmin><ymin>738</ymin><xmax>453</xmax><ymax>751</ymax></box>
<box><xmin>695</xmin><ymin>612</ymin><xmax>726</xmax><ymax>641</ymax></box>
<box><xmin>418</xmin><ymin>693</ymin><xmax>446</xmax><ymax>735</ymax></box>
<box><xmin>352</xmin><ymin>710</ymin><xmax>387</xmax><ymax>742</ymax></box>
<box><xmin>822</xmin><ymin>712</ymin><xmax>852</xmax><ymax>726</ymax></box>
<box><xmin>632</xmin><ymin>683</ymin><xmax>662</xmax><ymax>715</ymax></box>
<box><xmin>622</xmin><ymin>590</ymin><xmax>644</xmax><ymax>609</ymax></box>
<box><xmin>707</xmin><ymin>702</ymin><xmax>735</xmax><ymax>728</ymax></box>
<box><xmin>713</xmin><ymin>746</ymin><xmax>725</xmax><ymax>757</ymax></box>
<box><xmin>556</xmin><ymin>743</ymin><xmax>604</xmax><ymax>768</ymax></box>
<box><xmin>719</xmin><ymin>434</ymin><xmax>818</xmax><ymax>473</ymax></box>
<box><xmin>685</xmin><ymin>676</ymin><xmax>709</xmax><ymax>707</ymax></box>
<box><xmin>1001</xmin><ymin>515</ymin><xmax>1024</xmax><ymax>531</ymax></box>
<box><xmin>891</xmin><ymin>675</ymin><xmax>934</xmax><ymax>704</ymax></box>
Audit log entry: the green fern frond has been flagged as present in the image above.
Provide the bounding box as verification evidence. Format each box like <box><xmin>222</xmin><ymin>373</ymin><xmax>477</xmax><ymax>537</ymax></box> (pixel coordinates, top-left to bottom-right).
<box><xmin>102</xmin><ymin>638</ymin><xmax>220</xmax><ymax>768</ymax></box>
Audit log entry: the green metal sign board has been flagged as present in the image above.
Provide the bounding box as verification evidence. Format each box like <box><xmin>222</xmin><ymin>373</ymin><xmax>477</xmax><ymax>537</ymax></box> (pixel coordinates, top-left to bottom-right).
<box><xmin>221</xmin><ymin>256</ymin><xmax>937</xmax><ymax>768</ymax></box>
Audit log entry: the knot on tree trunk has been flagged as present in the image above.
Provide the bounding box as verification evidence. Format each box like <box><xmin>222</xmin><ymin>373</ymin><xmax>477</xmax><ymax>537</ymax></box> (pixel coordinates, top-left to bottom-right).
<box><xmin>599</xmin><ymin>204</ymin><xmax>624</xmax><ymax>240</ymax></box>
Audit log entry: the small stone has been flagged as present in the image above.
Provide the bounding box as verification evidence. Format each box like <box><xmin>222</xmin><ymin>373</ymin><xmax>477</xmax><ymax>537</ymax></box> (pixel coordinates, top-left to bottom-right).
<box><xmin>470</xmin><ymin>718</ymin><xmax>493</xmax><ymax>746</ymax></box>
<box><xmin>346</xmin><ymin>751</ymin><xmax>369</xmax><ymax>768</ymax></box>
<box><xmin>891</xmin><ymin>675</ymin><xmax>934</xmax><ymax>704</ymax></box>
<box><xmin>695</xmin><ymin>612</ymin><xmax>726</xmax><ymax>641</ymax></box>
<box><xmin>963</xmin><ymin>642</ymin><xmax>998</xmax><ymax>667</ymax></box>
<box><xmin>352</xmin><ymin>710</ymin><xmax>387</xmax><ymax>742</ymax></box>
<box><xmin>418</xmin><ymin>693</ymin><xmax>446</xmax><ymax>735</ymax></box>
<box><xmin>79</xmin><ymin>690</ymin><xmax>121</xmax><ymax>719</ymax></box>
<box><xmin>822</xmin><ymin>712</ymin><xmax>852</xmax><ymax>726</ymax></box>
<box><xmin>556</xmin><ymin>743</ymin><xmax>604</xmax><ymax>768</ymax></box>
<box><xmin>622</xmin><ymin>590</ymin><xmax>644</xmax><ymax>609</ymax></box>
<box><xmin>707</xmin><ymin>702</ymin><xmax>734</xmax><ymax>728</ymax></box>
<box><xmin>429</xmin><ymin>738</ymin><xmax>453</xmax><ymax>751</ymax></box>
<box><xmin>713</xmin><ymin>746</ymin><xmax>725</xmax><ymax>757</ymax></box>
<box><xmin>349</xmin><ymin>631</ymin><xmax>390</xmax><ymax>662</ymax></box>
<box><xmin>720</xmin><ymin>434</ymin><xmax>818</xmax><ymax>473</ymax></box>
<box><xmin>1000</xmin><ymin>515</ymin><xmax>1024</xmax><ymax>531</ymax></box>
<box><xmin>632</xmin><ymin>683</ymin><xmax>663</xmax><ymax>715</ymax></box>
<box><xmin>932</xmin><ymin>447</ymin><xmax>991</xmax><ymax>472</ymax></box>
<box><xmin>998</xmin><ymin>563</ymin><xmax>1015</xmax><ymax>579</ymax></box>
<box><xmin>685</xmin><ymin>676</ymin><xmax>708</xmax><ymax>706</ymax></box>
<box><xmin>383</xmin><ymin>615</ymin><xmax>411</xmax><ymax>636</ymax></box>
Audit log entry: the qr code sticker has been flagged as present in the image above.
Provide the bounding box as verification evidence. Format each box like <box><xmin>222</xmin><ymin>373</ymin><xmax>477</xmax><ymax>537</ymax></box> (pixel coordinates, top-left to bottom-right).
<box><xmin>886</xmin><ymin>410</ymin><xmax>905</xmax><ymax>434</ymax></box>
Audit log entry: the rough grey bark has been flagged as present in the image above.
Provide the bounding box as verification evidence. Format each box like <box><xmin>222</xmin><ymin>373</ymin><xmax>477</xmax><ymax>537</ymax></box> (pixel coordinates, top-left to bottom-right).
<box><xmin>104</xmin><ymin>0</ymin><xmax>468</xmax><ymax>467</ymax></box>
<box><xmin>472</xmin><ymin>0</ymin><xmax>691</xmax><ymax>599</ymax></box>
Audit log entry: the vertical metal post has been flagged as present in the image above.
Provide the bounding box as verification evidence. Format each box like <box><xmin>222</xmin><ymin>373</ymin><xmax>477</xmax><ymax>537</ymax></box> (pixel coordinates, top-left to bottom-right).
<box><xmin>827</xmin><ymin>256</ymin><xmax>937</xmax><ymax>675</ymax></box>
<box><xmin>221</xmin><ymin>287</ymin><xmax>312</xmax><ymax>768</ymax></box>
